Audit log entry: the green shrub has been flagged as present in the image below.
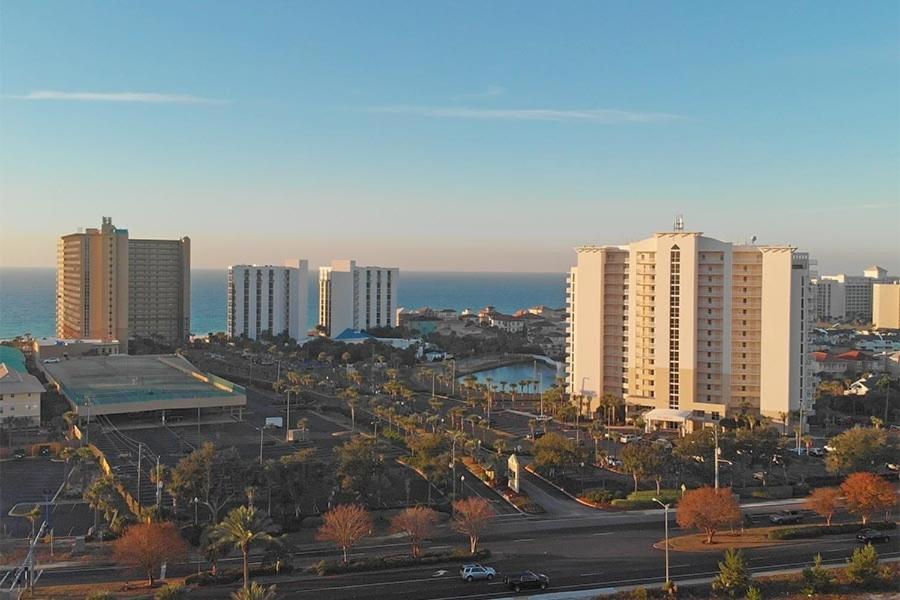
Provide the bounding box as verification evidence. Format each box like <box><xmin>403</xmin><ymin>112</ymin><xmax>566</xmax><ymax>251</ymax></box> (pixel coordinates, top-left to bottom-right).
<box><xmin>801</xmin><ymin>554</ymin><xmax>833</xmax><ymax>595</ymax></box>
<box><xmin>712</xmin><ymin>548</ymin><xmax>750</xmax><ymax>597</ymax></box>
<box><xmin>382</xmin><ymin>428</ymin><xmax>407</xmax><ymax>447</ymax></box>
<box><xmin>311</xmin><ymin>549</ymin><xmax>491</xmax><ymax>575</ymax></box>
<box><xmin>155</xmin><ymin>583</ymin><xmax>187</xmax><ymax>600</ymax></box>
<box><xmin>745</xmin><ymin>586</ymin><xmax>763</xmax><ymax>600</ymax></box>
<box><xmin>846</xmin><ymin>544</ymin><xmax>880</xmax><ymax>586</ymax></box>
<box><xmin>85</xmin><ymin>592</ymin><xmax>116</xmax><ymax>600</ymax></box>
<box><xmin>627</xmin><ymin>489</ymin><xmax>680</xmax><ymax>505</ymax></box>
<box><xmin>768</xmin><ymin>521</ymin><xmax>896</xmax><ymax>540</ymax></box>
<box><xmin>610</xmin><ymin>498</ymin><xmax>660</xmax><ymax>510</ymax></box>
<box><xmin>580</xmin><ymin>488</ymin><xmax>616</xmax><ymax>505</ymax></box>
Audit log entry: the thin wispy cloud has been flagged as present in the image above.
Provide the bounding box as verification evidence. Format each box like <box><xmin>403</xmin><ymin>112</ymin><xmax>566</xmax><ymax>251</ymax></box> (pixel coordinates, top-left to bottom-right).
<box><xmin>6</xmin><ymin>90</ymin><xmax>225</xmax><ymax>104</ymax></box>
<box><xmin>368</xmin><ymin>105</ymin><xmax>682</xmax><ymax>123</ymax></box>
<box><xmin>455</xmin><ymin>85</ymin><xmax>504</xmax><ymax>100</ymax></box>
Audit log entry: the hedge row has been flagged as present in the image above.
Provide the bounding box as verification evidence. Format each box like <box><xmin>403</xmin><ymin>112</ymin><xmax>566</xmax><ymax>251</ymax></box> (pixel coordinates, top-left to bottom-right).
<box><xmin>312</xmin><ymin>548</ymin><xmax>491</xmax><ymax>576</ymax></box>
<box><xmin>768</xmin><ymin>521</ymin><xmax>897</xmax><ymax>540</ymax></box>
<box><xmin>184</xmin><ymin>563</ymin><xmax>294</xmax><ymax>586</ymax></box>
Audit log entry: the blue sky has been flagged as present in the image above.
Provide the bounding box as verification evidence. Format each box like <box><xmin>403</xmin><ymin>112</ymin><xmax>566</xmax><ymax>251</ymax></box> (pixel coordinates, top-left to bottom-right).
<box><xmin>1</xmin><ymin>1</ymin><xmax>898</xmax><ymax>272</ymax></box>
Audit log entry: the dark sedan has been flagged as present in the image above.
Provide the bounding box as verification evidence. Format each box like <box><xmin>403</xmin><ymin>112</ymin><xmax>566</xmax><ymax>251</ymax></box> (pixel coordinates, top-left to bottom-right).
<box><xmin>856</xmin><ymin>529</ymin><xmax>891</xmax><ymax>544</ymax></box>
<box><xmin>504</xmin><ymin>571</ymin><xmax>549</xmax><ymax>592</ymax></box>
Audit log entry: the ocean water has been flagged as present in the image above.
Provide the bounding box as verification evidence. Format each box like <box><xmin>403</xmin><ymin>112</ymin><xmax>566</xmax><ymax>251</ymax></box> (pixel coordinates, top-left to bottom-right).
<box><xmin>0</xmin><ymin>268</ymin><xmax>566</xmax><ymax>339</ymax></box>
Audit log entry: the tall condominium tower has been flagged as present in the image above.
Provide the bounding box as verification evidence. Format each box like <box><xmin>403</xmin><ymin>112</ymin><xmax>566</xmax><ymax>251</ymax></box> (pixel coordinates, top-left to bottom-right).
<box><xmin>566</xmin><ymin>227</ymin><xmax>814</xmax><ymax>425</ymax></box>
<box><xmin>56</xmin><ymin>217</ymin><xmax>191</xmax><ymax>350</ymax></box>
<box><xmin>128</xmin><ymin>237</ymin><xmax>191</xmax><ymax>342</ymax></box>
<box><xmin>227</xmin><ymin>260</ymin><xmax>309</xmax><ymax>340</ymax></box>
<box><xmin>57</xmin><ymin>217</ymin><xmax>130</xmax><ymax>348</ymax></box>
<box><xmin>812</xmin><ymin>265</ymin><xmax>897</xmax><ymax>322</ymax></box>
<box><xmin>318</xmin><ymin>260</ymin><xmax>399</xmax><ymax>337</ymax></box>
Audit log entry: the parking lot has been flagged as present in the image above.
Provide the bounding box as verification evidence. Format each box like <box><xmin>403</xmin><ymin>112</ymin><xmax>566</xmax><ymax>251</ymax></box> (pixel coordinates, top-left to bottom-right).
<box><xmin>0</xmin><ymin>457</ymin><xmax>91</xmax><ymax>539</ymax></box>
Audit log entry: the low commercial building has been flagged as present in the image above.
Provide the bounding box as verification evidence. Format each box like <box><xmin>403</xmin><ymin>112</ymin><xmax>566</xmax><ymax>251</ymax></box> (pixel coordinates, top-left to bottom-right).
<box><xmin>0</xmin><ymin>347</ymin><xmax>44</xmax><ymax>426</ymax></box>
<box><xmin>32</xmin><ymin>337</ymin><xmax>120</xmax><ymax>362</ymax></box>
<box><xmin>41</xmin><ymin>354</ymin><xmax>246</xmax><ymax>417</ymax></box>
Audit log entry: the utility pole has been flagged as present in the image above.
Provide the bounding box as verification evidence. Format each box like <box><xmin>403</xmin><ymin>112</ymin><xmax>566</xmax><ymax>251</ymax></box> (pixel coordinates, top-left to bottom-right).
<box><xmin>285</xmin><ymin>389</ymin><xmax>291</xmax><ymax>441</ymax></box>
<box><xmin>137</xmin><ymin>443</ymin><xmax>143</xmax><ymax>506</ymax></box>
<box><xmin>450</xmin><ymin>437</ymin><xmax>457</xmax><ymax>499</ymax></box>
<box><xmin>539</xmin><ymin>371</ymin><xmax>544</xmax><ymax>417</ymax></box>
<box><xmin>155</xmin><ymin>456</ymin><xmax>162</xmax><ymax>513</ymax></box>
<box><xmin>714</xmin><ymin>425</ymin><xmax>720</xmax><ymax>490</ymax></box>
<box><xmin>431</xmin><ymin>372</ymin><xmax>436</xmax><ymax>399</ymax></box>
<box><xmin>653</xmin><ymin>498</ymin><xmax>671</xmax><ymax>586</ymax></box>
<box><xmin>259</xmin><ymin>427</ymin><xmax>264</xmax><ymax>465</ymax></box>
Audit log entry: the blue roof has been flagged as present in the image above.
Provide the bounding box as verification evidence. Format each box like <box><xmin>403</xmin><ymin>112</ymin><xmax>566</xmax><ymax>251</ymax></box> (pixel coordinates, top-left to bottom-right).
<box><xmin>333</xmin><ymin>329</ymin><xmax>374</xmax><ymax>341</ymax></box>
<box><xmin>0</xmin><ymin>346</ymin><xmax>27</xmax><ymax>373</ymax></box>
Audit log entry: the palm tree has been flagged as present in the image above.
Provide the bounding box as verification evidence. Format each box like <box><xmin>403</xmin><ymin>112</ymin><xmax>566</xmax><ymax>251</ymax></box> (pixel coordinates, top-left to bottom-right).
<box><xmin>778</xmin><ymin>411</ymin><xmax>789</xmax><ymax>435</ymax></box>
<box><xmin>209</xmin><ymin>506</ymin><xmax>278</xmax><ymax>589</ymax></box>
<box><xmin>231</xmin><ymin>582</ymin><xmax>278</xmax><ymax>600</ymax></box>
<box><xmin>200</xmin><ymin>524</ymin><xmax>231</xmax><ymax>576</ymax></box>
<box><xmin>24</xmin><ymin>505</ymin><xmax>42</xmax><ymax>540</ymax></box>
<box><xmin>876</xmin><ymin>375</ymin><xmax>892</xmax><ymax>423</ymax></box>
<box><xmin>509</xmin><ymin>383</ymin><xmax>518</xmax><ymax>406</ymax></box>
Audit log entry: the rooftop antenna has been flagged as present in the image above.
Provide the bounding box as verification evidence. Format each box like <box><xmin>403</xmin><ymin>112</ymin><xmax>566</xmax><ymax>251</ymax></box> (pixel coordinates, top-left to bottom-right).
<box><xmin>673</xmin><ymin>214</ymin><xmax>685</xmax><ymax>231</ymax></box>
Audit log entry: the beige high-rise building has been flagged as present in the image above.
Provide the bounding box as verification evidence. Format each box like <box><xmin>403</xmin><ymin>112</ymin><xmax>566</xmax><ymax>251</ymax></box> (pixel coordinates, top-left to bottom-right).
<box><xmin>57</xmin><ymin>217</ymin><xmax>130</xmax><ymax>348</ymax></box>
<box><xmin>128</xmin><ymin>237</ymin><xmax>191</xmax><ymax>343</ymax></box>
<box><xmin>56</xmin><ymin>217</ymin><xmax>191</xmax><ymax>350</ymax></box>
<box><xmin>873</xmin><ymin>283</ymin><xmax>900</xmax><ymax>330</ymax></box>
<box><xmin>566</xmin><ymin>226</ymin><xmax>814</xmax><ymax>426</ymax></box>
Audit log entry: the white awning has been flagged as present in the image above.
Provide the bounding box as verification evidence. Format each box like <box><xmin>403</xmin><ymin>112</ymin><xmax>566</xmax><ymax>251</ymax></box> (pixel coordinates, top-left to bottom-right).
<box><xmin>643</xmin><ymin>408</ymin><xmax>694</xmax><ymax>423</ymax></box>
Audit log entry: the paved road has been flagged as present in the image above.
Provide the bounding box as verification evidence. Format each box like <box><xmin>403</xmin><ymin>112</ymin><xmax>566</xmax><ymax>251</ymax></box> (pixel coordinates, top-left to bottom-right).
<box><xmin>518</xmin><ymin>470</ymin><xmax>597</xmax><ymax>518</ymax></box>
<box><xmin>177</xmin><ymin>520</ymin><xmax>898</xmax><ymax>600</ymax></box>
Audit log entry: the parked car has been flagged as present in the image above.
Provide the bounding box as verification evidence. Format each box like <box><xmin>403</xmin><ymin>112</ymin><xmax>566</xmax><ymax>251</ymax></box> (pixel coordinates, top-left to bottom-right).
<box><xmin>460</xmin><ymin>564</ymin><xmax>496</xmax><ymax>582</ymax></box>
<box><xmin>856</xmin><ymin>529</ymin><xmax>891</xmax><ymax>544</ymax></box>
<box><xmin>504</xmin><ymin>571</ymin><xmax>549</xmax><ymax>592</ymax></box>
<box><xmin>808</xmin><ymin>447</ymin><xmax>824</xmax><ymax>458</ymax></box>
<box><xmin>42</xmin><ymin>358</ymin><xmax>61</xmax><ymax>364</ymax></box>
<box><xmin>619</xmin><ymin>434</ymin><xmax>641</xmax><ymax>444</ymax></box>
<box><xmin>527</xmin><ymin>431</ymin><xmax>546</xmax><ymax>441</ymax></box>
<box><xmin>886</xmin><ymin>462</ymin><xmax>900</xmax><ymax>472</ymax></box>
<box><xmin>605</xmin><ymin>456</ymin><xmax>623</xmax><ymax>469</ymax></box>
<box><xmin>12</xmin><ymin>448</ymin><xmax>27</xmax><ymax>459</ymax></box>
<box><xmin>769</xmin><ymin>510</ymin><xmax>803</xmax><ymax>525</ymax></box>
<box><xmin>652</xmin><ymin>438</ymin><xmax>673</xmax><ymax>450</ymax></box>
<box><xmin>38</xmin><ymin>446</ymin><xmax>52</xmax><ymax>457</ymax></box>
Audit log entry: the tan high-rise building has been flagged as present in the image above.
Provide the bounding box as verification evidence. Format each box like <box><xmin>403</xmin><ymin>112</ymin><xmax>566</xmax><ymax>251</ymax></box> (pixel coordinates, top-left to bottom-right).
<box><xmin>128</xmin><ymin>237</ymin><xmax>191</xmax><ymax>343</ymax></box>
<box><xmin>56</xmin><ymin>217</ymin><xmax>191</xmax><ymax>350</ymax></box>
<box><xmin>56</xmin><ymin>217</ymin><xmax>130</xmax><ymax>348</ymax></box>
<box><xmin>566</xmin><ymin>226</ymin><xmax>814</xmax><ymax>425</ymax></box>
<box><xmin>873</xmin><ymin>283</ymin><xmax>900</xmax><ymax>330</ymax></box>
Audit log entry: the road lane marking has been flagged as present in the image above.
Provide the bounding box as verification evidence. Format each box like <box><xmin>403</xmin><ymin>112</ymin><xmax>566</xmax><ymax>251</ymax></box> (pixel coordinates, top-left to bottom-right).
<box><xmin>512</xmin><ymin>538</ymin><xmax>536</xmax><ymax>542</ymax></box>
<box><xmin>591</xmin><ymin>532</ymin><xmax>615</xmax><ymax>536</ymax></box>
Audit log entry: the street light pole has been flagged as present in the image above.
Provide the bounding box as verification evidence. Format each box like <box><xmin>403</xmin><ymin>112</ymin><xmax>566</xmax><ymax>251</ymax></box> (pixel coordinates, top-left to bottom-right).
<box><xmin>137</xmin><ymin>443</ymin><xmax>143</xmax><ymax>506</ymax></box>
<box><xmin>286</xmin><ymin>389</ymin><xmax>291</xmax><ymax>441</ymax></box>
<box><xmin>714</xmin><ymin>425</ymin><xmax>720</xmax><ymax>490</ymax></box>
<box><xmin>653</xmin><ymin>498</ymin><xmax>671</xmax><ymax>586</ymax></box>
<box><xmin>259</xmin><ymin>427</ymin><xmax>264</xmax><ymax>465</ymax></box>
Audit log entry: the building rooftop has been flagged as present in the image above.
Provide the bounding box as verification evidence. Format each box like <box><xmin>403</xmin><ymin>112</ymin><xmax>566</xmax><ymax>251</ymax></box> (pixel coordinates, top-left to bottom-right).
<box><xmin>0</xmin><ymin>363</ymin><xmax>44</xmax><ymax>395</ymax></box>
<box><xmin>42</xmin><ymin>354</ymin><xmax>246</xmax><ymax>416</ymax></box>
<box><xmin>0</xmin><ymin>346</ymin><xmax>27</xmax><ymax>373</ymax></box>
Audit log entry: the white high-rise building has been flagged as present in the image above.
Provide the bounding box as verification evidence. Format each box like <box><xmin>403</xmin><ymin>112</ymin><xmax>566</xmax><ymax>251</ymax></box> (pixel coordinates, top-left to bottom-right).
<box><xmin>227</xmin><ymin>260</ymin><xmax>309</xmax><ymax>341</ymax></box>
<box><xmin>813</xmin><ymin>265</ymin><xmax>898</xmax><ymax>322</ymax></box>
<box><xmin>566</xmin><ymin>227</ymin><xmax>815</xmax><ymax>426</ymax></box>
<box><xmin>318</xmin><ymin>260</ymin><xmax>399</xmax><ymax>337</ymax></box>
